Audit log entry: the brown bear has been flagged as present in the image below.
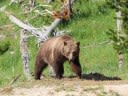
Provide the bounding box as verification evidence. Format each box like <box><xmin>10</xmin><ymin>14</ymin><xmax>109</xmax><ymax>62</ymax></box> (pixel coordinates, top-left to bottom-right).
<box><xmin>35</xmin><ymin>35</ymin><xmax>82</xmax><ymax>79</ymax></box>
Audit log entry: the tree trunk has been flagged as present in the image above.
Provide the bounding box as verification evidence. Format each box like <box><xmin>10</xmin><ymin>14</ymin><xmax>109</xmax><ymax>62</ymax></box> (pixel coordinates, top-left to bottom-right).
<box><xmin>20</xmin><ymin>29</ymin><xmax>31</xmax><ymax>79</ymax></box>
<box><xmin>118</xmin><ymin>52</ymin><xmax>124</xmax><ymax>69</ymax></box>
<box><xmin>47</xmin><ymin>0</ymin><xmax>53</xmax><ymax>4</ymax></box>
<box><xmin>29</xmin><ymin>0</ymin><xmax>36</xmax><ymax>8</ymax></box>
<box><xmin>116</xmin><ymin>6</ymin><xmax>124</xmax><ymax>69</ymax></box>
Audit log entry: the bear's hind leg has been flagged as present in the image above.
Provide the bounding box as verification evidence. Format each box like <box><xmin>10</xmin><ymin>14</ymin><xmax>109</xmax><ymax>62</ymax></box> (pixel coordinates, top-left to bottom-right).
<box><xmin>53</xmin><ymin>64</ymin><xmax>64</xmax><ymax>79</ymax></box>
<box><xmin>35</xmin><ymin>59</ymin><xmax>48</xmax><ymax>80</ymax></box>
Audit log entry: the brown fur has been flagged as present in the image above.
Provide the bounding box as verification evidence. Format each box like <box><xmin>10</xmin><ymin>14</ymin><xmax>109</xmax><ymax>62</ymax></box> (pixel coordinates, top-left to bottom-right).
<box><xmin>35</xmin><ymin>35</ymin><xmax>82</xmax><ymax>79</ymax></box>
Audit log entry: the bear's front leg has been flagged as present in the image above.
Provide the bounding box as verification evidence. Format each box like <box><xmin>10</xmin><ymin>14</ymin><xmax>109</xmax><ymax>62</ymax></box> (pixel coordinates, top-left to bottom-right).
<box><xmin>70</xmin><ymin>56</ymin><xmax>82</xmax><ymax>78</ymax></box>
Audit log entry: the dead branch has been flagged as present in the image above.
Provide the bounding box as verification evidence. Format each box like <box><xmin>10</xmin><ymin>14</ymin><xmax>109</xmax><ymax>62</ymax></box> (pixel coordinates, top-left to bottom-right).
<box><xmin>9</xmin><ymin>74</ymin><xmax>21</xmax><ymax>85</ymax></box>
<box><xmin>8</xmin><ymin>14</ymin><xmax>62</xmax><ymax>42</ymax></box>
<box><xmin>21</xmin><ymin>3</ymin><xmax>52</xmax><ymax>14</ymax></box>
<box><xmin>9</xmin><ymin>0</ymin><xmax>24</xmax><ymax>5</ymax></box>
<box><xmin>9</xmin><ymin>15</ymin><xmax>45</xmax><ymax>39</ymax></box>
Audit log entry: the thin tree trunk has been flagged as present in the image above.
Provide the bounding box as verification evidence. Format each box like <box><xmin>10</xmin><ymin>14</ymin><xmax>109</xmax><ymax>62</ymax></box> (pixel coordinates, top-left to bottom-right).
<box><xmin>20</xmin><ymin>29</ymin><xmax>31</xmax><ymax>79</ymax></box>
<box><xmin>29</xmin><ymin>0</ymin><xmax>36</xmax><ymax>8</ymax></box>
<box><xmin>66</xmin><ymin>0</ymin><xmax>72</xmax><ymax>17</ymax></box>
<box><xmin>116</xmin><ymin>6</ymin><xmax>124</xmax><ymax>69</ymax></box>
<box><xmin>118</xmin><ymin>52</ymin><xmax>124</xmax><ymax>68</ymax></box>
<box><xmin>47</xmin><ymin>0</ymin><xmax>53</xmax><ymax>4</ymax></box>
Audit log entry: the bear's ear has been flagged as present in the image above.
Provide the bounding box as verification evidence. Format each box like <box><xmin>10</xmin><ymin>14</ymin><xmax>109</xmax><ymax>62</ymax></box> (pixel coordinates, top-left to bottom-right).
<box><xmin>64</xmin><ymin>41</ymin><xmax>67</xmax><ymax>46</ymax></box>
<box><xmin>76</xmin><ymin>42</ymin><xmax>80</xmax><ymax>46</ymax></box>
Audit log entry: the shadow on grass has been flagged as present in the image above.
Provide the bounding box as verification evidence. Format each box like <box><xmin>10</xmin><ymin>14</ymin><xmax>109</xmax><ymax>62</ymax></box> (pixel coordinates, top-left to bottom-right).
<box><xmin>68</xmin><ymin>72</ymin><xmax>121</xmax><ymax>81</ymax></box>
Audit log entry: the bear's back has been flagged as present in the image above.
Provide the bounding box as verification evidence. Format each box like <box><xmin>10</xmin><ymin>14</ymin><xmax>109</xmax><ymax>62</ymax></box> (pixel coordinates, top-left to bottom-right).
<box><xmin>41</xmin><ymin>35</ymin><xmax>72</xmax><ymax>49</ymax></box>
<box><xmin>39</xmin><ymin>35</ymin><xmax>73</xmax><ymax>64</ymax></box>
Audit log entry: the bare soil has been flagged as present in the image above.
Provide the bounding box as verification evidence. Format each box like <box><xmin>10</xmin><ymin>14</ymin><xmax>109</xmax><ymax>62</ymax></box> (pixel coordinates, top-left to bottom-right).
<box><xmin>1</xmin><ymin>73</ymin><xmax>128</xmax><ymax>96</ymax></box>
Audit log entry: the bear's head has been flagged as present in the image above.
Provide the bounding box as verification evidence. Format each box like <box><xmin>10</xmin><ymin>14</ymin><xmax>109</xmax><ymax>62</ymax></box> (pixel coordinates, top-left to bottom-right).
<box><xmin>62</xmin><ymin>40</ymin><xmax>80</xmax><ymax>61</ymax></box>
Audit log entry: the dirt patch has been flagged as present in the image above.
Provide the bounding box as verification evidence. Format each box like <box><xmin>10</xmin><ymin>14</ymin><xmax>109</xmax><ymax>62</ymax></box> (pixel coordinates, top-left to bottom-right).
<box><xmin>0</xmin><ymin>77</ymin><xmax>128</xmax><ymax>96</ymax></box>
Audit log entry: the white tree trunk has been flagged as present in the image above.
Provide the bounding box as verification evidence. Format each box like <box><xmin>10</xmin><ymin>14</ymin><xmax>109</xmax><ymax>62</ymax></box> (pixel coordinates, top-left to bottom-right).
<box><xmin>118</xmin><ymin>52</ymin><xmax>124</xmax><ymax>68</ymax></box>
<box><xmin>116</xmin><ymin>11</ymin><xmax>122</xmax><ymax>34</ymax></box>
<box><xmin>116</xmin><ymin>7</ymin><xmax>124</xmax><ymax>69</ymax></box>
<box><xmin>29</xmin><ymin>0</ymin><xmax>36</xmax><ymax>8</ymax></box>
<box><xmin>20</xmin><ymin>29</ymin><xmax>31</xmax><ymax>79</ymax></box>
<box><xmin>47</xmin><ymin>0</ymin><xmax>53</xmax><ymax>4</ymax></box>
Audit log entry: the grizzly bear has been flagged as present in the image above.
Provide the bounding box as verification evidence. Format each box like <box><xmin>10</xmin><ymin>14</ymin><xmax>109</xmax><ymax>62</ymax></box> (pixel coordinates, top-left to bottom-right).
<box><xmin>35</xmin><ymin>35</ymin><xmax>82</xmax><ymax>79</ymax></box>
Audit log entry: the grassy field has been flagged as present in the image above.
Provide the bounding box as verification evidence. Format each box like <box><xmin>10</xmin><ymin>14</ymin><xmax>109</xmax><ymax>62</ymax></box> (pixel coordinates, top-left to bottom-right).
<box><xmin>0</xmin><ymin>0</ymin><xmax>128</xmax><ymax>87</ymax></box>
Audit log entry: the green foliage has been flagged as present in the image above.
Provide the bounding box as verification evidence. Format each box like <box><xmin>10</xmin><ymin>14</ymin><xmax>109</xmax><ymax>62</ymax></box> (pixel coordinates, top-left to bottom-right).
<box><xmin>106</xmin><ymin>0</ymin><xmax>128</xmax><ymax>53</ymax></box>
<box><xmin>73</xmin><ymin>0</ymin><xmax>110</xmax><ymax>19</ymax></box>
<box><xmin>107</xmin><ymin>29</ymin><xmax>128</xmax><ymax>53</ymax></box>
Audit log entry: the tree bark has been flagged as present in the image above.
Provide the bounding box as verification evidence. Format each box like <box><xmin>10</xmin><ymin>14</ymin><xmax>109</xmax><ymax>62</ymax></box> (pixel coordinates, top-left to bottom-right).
<box><xmin>116</xmin><ymin>5</ymin><xmax>124</xmax><ymax>69</ymax></box>
<box><xmin>118</xmin><ymin>52</ymin><xmax>124</xmax><ymax>69</ymax></box>
<box><xmin>20</xmin><ymin>29</ymin><xmax>31</xmax><ymax>79</ymax></box>
<box><xmin>29</xmin><ymin>0</ymin><xmax>36</xmax><ymax>8</ymax></box>
<box><xmin>47</xmin><ymin>0</ymin><xmax>53</xmax><ymax>4</ymax></box>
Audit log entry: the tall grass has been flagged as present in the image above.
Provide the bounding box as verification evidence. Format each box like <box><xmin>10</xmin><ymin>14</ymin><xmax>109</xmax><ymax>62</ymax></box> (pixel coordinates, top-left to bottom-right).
<box><xmin>0</xmin><ymin>0</ymin><xmax>128</xmax><ymax>87</ymax></box>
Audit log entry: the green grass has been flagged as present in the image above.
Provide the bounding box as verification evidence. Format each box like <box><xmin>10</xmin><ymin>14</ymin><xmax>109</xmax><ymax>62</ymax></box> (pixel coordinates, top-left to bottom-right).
<box><xmin>0</xmin><ymin>0</ymin><xmax>128</xmax><ymax>87</ymax></box>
